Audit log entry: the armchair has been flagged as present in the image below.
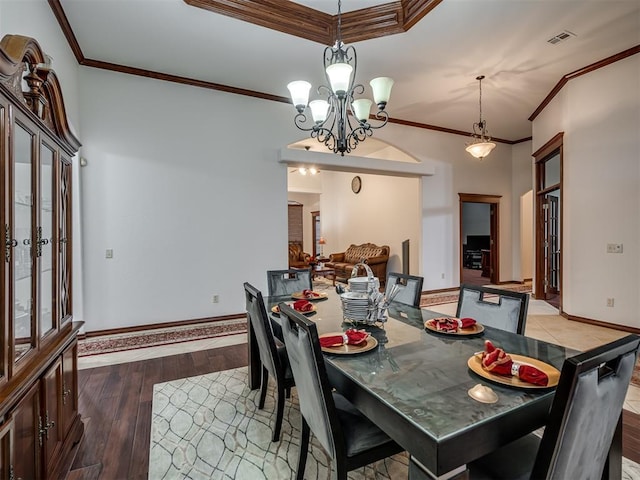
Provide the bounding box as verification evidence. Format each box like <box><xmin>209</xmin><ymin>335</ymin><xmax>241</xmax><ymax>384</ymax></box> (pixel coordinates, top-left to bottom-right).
<box><xmin>288</xmin><ymin>242</ymin><xmax>311</xmax><ymax>268</ymax></box>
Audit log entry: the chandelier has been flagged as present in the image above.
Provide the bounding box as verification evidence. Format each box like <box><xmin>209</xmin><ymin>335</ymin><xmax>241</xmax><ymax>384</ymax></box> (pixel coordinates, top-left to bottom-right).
<box><xmin>287</xmin><ymin>0</ymin><xmax>393</xmax><ymax>156</ymax></box>
<box><xmin>465</xmin><ymin>75</ymin><xmax>496</xmax><ymax>160</ymax></box>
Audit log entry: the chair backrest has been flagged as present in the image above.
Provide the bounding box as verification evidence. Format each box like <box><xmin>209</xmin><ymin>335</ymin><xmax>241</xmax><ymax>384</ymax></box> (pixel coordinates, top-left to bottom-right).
<box><xmin>531</xmin><ymin>334</ymin><xmax>640</xmax><ymax>479</ymax></box>
<box><xmin>278</xmin><ymin>303</ymin><xmax>345</xmax><ymax>461</ymax></box>
<box><xmin>244</xmin><ymin>282</ymin><xmax>281</xmax><ymax>378</ymax></box>
<box><xmin>267</xmin><ymin>268</ymin><xmax>312</xmax><ymax>297</ymax></box>
<box><xmin>456</xmin><ymin>284</ymin><xmax>529</xmax><ymax>334</ymax></box>
<box><xmin>385</xmin><ymin>272</ymin><xmax>424</xmax><ymax>307</ymax></box>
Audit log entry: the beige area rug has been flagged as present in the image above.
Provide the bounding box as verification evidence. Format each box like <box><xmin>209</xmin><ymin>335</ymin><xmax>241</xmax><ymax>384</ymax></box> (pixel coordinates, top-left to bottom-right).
<box><xmin>77</xmin><ymin>318</ymin><xmax>247</xmax><ymax>357</ymax></box>
<box><xmin>420</xmin><ymin>284</ymin><xmax>532</xmax><ymax>308</ymax></box>
<box><xmin>149</xmin><ymin>366</ymin><xmax>408</xmax><ymax>479</ymax></box>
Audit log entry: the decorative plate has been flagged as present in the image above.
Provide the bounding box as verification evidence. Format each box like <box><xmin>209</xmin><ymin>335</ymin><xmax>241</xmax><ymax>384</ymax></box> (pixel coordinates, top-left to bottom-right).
<box><xmin>467</xmin><ymin>353</ymin><xmax>560</xmax><ymax>389</ymax></box>
<box><xmin>271</xmin><ymin>303</ymin><xmax>317</xmax><ymax>316</ymax></box>
<box><xmin>291</xmin><ymin>291</ymin><xmax>328</xmax><ymax>300</ymax></box>
<box><xmin>424</xmin><ymin>319</ymin><xmax>485</xmax><ymax>336</ymax></box>
<box><xmin>320</xmin><ymin>333</ymin><xmax>378</xmax><ymax>355</ymax></box>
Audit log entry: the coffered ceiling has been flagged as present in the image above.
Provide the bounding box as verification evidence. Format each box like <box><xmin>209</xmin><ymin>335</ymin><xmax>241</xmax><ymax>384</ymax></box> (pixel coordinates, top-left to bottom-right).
<box><xmin>55</xmin><ymin>0</ymin><xmax>640</xmax><ymax>143</ymax></box>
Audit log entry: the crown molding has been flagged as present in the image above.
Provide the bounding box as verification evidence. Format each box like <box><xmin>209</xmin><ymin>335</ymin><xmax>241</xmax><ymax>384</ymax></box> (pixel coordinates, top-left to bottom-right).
<box><xmin>183</xmin><ymin>0</ymin><xmax>442</xmax><ymax>45</ymax></box>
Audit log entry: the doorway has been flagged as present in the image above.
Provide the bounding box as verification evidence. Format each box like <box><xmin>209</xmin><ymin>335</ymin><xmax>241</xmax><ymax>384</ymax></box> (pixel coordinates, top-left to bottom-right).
<box><xmin>459</xmin><ymin>193</ymin><xmax>500</xmax><ymax>285</ymax></box>
<box><xmin>533</xmin><ymin>133</ymin><xmax>563</xmax><ymax>310</ymax></box>
<box><xmin>311</xmin><ymin>210</ymin><xmax>321</xmax><ymax>257</ymax></box>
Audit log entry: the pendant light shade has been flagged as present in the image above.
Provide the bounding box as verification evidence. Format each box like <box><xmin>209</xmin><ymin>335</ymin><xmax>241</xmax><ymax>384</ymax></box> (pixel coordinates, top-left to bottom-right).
<box><xmin>465</xmin><ymin>75</ymin><xmax>496</xmax><ymax>160</ymax></box>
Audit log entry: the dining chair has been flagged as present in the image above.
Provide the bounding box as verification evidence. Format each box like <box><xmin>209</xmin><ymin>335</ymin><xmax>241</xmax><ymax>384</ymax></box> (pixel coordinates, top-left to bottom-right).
<box><xmin>468</xmin><ymin>334</ymin><xmax>640</xmax><ymax>480</ymax></box>
<box><xmin>278</xmin><ymin>303</ymin><xmax>404</xmax><ymax>480</ymax></box>
<box><xmin>244</xmin><ymin>282</ymin><xmax>295</xmax><ymax>442</ymax></box>
<box><xmin>385</xmin><ymin>272</ymin><xmax>424</xmax><ymax>307</ymax></box>
<box><xmin>267</xmin><ymin>268</ymin><xmax>312</xmax><ymax>297</ymax></box>
<box><xmin>456</xmin><ymin>284</ymin><xmax>529</xmax><ymax>334</ymax></box>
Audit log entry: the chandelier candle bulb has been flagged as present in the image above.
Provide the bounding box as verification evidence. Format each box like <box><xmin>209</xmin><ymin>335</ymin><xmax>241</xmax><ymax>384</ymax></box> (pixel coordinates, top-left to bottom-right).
<box><xmin>352</xmin><ymin>99</ymin><xmax>373</xmax><ymax>122</ymax></box>
<box><xmin>309</xmin><ymin>99</ymin><xmax>330</xmax><ymax>123</ymax></box>
<box><xmin>326</xmin><ymin>62</ymin><xmax>353</xmax><ymax>96</ymax></box>
<box><xmin>287</xmin><ymin>81</ymin><xmax>311</xmax><ymax>113</ymax></box>
<box><xmin>370</xmin><ymin>77</ymin><xmax>394</xmax><ymax>109</ymax></box>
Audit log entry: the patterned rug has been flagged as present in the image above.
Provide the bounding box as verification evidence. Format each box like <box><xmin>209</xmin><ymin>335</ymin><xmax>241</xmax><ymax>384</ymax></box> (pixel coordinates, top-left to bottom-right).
<box><xmin>420</xmin><ymin>284</ymin><xmax>532</xmax><ymax>308</ymax></box>
<box><xmin>149</xmin><ymin>367</ymin><xmax>408</xmax><ymax>479</ymax></box>
<box><xmin>78</xmin><ymin>318</ymin><xmax>247</xmax><ymax>357</ymax></box>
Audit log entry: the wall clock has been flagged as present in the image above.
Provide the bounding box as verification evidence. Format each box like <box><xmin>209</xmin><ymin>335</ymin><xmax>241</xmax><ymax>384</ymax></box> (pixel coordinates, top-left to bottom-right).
<box><xmin>351</xmin><ymin>176</ymin><xmax>362</xmax><ymax>194</ymax></box>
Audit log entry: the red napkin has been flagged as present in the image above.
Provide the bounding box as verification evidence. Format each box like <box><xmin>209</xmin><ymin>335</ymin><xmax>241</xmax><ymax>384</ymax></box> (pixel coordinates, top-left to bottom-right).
<box><xmin>426</xmin><ymin>317</ymin><xmax>476</xmax><ymax>332</ymax></box>
<box><xmin>481</xmin><ymin>340</ymin><xmax>549</xmax><ymax>386</ymax></box>
<box><xmin>320</xmin><ymin>329</ymin><xmax>369</xmax><ymax>348</ymax></box>
<box><xmin>302</xmin><ymin>289</ymin><xmax>321</xmax><ymax>299</ymax></box>
<box><xmin>293</xmin><ymin>300</ymin><xmax>314</xmax><ymax>312</ymax></box>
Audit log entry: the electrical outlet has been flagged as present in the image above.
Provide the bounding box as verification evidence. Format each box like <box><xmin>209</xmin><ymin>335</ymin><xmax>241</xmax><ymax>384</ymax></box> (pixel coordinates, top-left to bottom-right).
<box><xmin>212</xmin><ymin>294</ymin><xmax>219</xmax><ymax>303</ymax></box>
<box><xmin>606</xmin><ymin>298</ymin><xmax>614</xmax><ymax>307</ymax></box>
<box><xmin>105</xmin><ymin>249</ymin><xmax>113</xmax><ymax>259</ymax></box>
<box><xmin>606</xmin><ymin>243</ymin><xmax>623</xmax><ymax>254</ymax></box>
<box><xmin>441</xmin><ymin>273</ymin><xmax>445</xmax><ymax>279</ymax></box>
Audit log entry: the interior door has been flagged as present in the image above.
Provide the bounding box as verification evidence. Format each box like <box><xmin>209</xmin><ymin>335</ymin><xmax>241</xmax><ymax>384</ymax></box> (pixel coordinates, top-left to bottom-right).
<box><xmin>533</xmin><ymin>133</ymin><xmax>563</xmax><ymax>309</ymax></box>
<box><xmin>543</xmin><ymin>194</ymin><xmax>560</xmax><ymax>296</ymax></box>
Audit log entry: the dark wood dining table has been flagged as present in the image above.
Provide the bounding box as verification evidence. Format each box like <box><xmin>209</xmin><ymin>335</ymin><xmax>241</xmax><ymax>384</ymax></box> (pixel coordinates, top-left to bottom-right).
<box><xmin>248</xmin><ymin>291</ymin><xmax>622</xmax><ymax>479</ymax></box>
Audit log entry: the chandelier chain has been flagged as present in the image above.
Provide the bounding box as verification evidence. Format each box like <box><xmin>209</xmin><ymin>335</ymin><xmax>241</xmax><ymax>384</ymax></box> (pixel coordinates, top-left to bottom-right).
<box><xmin>477</xmin><ymin>74</ymin><xmax>485</xmax><ymax>125</ymax></box>
<box><xmin>337</xmin><ymin>0</ymin><xmax>343</xmax><ymax>44</ymax></box>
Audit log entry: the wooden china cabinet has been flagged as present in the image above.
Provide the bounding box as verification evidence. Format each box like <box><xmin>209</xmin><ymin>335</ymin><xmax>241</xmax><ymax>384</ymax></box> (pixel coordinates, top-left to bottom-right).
<box><xmin>0</xmin><ymin>34</ymin><xmax>83</xmax><ymax>479</ymax></box>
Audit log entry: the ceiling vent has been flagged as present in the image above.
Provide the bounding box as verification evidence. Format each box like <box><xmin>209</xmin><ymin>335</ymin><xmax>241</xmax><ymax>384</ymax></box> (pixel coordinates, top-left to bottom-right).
<box><xmin>547</xmin><ymin>30</ymin><xmax>576</xmax><ymax>45</ymax></box>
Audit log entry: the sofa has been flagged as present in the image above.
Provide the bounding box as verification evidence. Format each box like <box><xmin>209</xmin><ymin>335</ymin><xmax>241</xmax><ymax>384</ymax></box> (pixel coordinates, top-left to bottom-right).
<box><xmin>288</xmin><ymin>243</ymin><xmax>311</xmax><ymax>268</ymax></box>
<box><xmin>326</xmin><ymin>243</ymin><xmax>390</xmax><ymax>285</ymax></box>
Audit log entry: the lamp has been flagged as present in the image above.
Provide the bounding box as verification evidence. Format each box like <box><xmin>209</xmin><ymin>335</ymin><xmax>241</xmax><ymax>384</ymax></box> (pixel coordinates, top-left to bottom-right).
<box><xmin>465</xmin><ymin>75</ymin><xmax>496</xmax><ymax>160</ymax></box>
<box><xmin>318</xmin><ymin>236</ymin><xmax>326</xmax><ymax>257</ymax></box>
<box><xmin>287</xmin><ymin>0</ymin><xmax>393</xmax><ymax>156</ymax></box>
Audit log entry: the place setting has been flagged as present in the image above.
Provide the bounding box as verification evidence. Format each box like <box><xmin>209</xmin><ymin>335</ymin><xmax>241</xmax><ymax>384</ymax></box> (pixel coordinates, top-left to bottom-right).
<box><xmin>424</xmin><ymin>316</ymin><xmax>485</xmax><ymax>336</ymax></box>
<box><xmin>319</xmin><ymin>328</ymin><xmax>378</xmax><ymax>355</ymax></box>
<box><xmin>271</xmin><ymin>299</ymin><xmax>317</xmax><ymax>316</ymax></box>
<box><xmin>291</xmin><ymin>288</ymin><xmax>328</xmax><ymax>301</ymax></box>
<box><xmin>467</xmin><ymin>339</ymin><xmax>561</xmax><ymax>391</ymax></box>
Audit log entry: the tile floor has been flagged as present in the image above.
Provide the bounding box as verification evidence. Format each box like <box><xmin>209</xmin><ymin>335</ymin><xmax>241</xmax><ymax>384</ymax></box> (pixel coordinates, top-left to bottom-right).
<box><xmin>78</xmin><ymin>296</ymin><xmax>639</xmax><ymax>413</ymax></box>
<box><xmin>427</xmin><ymin>297</ymin><xmax>640</xmax><ymax>414</ymax></box>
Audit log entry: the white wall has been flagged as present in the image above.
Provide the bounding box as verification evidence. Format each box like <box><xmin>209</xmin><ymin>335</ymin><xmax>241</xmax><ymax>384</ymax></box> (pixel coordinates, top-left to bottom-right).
<box><xmin>519</xmin><ymin>190</ymin><xmax>533</xmax><ymax>281</ymax></box>
<box><xmin>533</xmin><ymin>55</ymin><xmax>640</xmax><ymax>328</ymax></box>
<box><xmin>3</xmin><ymin>2</ymin><xmax>532</xmax><ymax>332</ymax></box>
<box><xmin>511</xmin><ymin>140</ymin><xmax>534</xmax><ymax>281</ymax></box>
<box><xmin>320</xmin><ymin>170</ymin><xmax>421</xmax><ymax>277</ymax></box>
<box><xmin>76</xmin><ymin>68</ymin><xmax>298</xmax><ymax>329</ymax></box>
<box><xmin>417</xmin><ymin>129</ymin><xmax>516</xmax><ymax>289</ymax></box>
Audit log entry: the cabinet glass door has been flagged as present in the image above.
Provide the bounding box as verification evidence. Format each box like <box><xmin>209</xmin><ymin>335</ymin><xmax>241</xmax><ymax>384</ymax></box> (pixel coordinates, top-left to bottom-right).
<box><xmin>13</xmin><ymin>121</ymin><xmax>35</xmax><ymax>362</ymax></box>
<box><xmin>59</xmin><ymin>160</ymin><xmax>71</xmax><ymax>323</ymax></box>
<box><xmin>40</xmin><ymin>143</ymin><xmax>55</xmax><ymax>337</ymax></box>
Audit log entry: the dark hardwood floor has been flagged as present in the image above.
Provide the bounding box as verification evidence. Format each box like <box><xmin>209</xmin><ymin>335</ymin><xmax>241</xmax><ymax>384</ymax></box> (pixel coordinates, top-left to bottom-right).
<box><xmin>66</xmin><ymin>343</ymin><xmax>248</xmax><ymax>480</ymax></box>
<box><xmin>461</xmin><ymin>267</ymin><xmax>491</xmax><ymax>286</ymax></box>
<box><xmin>66</xmin><ymin>343</ymin><xmax>640</xmax><ymax>479</ymax></box>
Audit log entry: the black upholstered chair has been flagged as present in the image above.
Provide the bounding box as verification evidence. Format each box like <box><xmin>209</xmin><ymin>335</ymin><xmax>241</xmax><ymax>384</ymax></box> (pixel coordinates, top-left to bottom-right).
<box><xmin>278</xmin><ymin>303</ymin><xmax>404</xmax><ymax>480</ymax></box>
<box><xmin>468</xmin><ymin>334</ymin><xmax>640</xmax><ymax>480</ymax></box>
<box><xmin>267</xmin><ymin>268</ymin><xmax>312</xmax><ymax>297</ymax></box>
<box><xmin>456</xmin><ymin>284</ymin><xmax>529</xmax><ymax>334</ymax></box>
<box><xmin>385</xmin><ymin>272</ymin><xmax>424</xmax><ymax>307</ymax></box>
<box><xmin>244</xmin><ymin>282</ymin><xmax>295</xmax><ymax>442</ymax></box>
